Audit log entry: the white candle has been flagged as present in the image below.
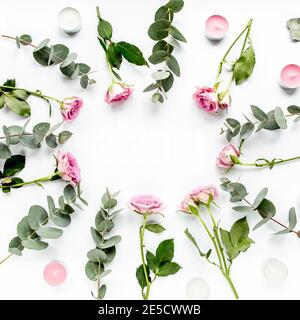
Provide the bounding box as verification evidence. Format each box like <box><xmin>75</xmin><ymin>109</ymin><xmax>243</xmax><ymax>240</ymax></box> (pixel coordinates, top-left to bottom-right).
<box><xmin>43</xmin><ymin>260</ymin><xmax>67</xmax><ymax>286</ymax></box>
<box><xmin>205</xmin><ymin>15</ymin><xmax>229</xmax><ymax>40</ymax></box>
<box><xmin>279</xmin><ymin>64</ymin><xmax>300</xmax><ymax>89</ymax></box>
<box><xmin>186</xmin><ymin>277</ymin><xmax>210</xmax><ymax>300</ymax></box>
<box><xmin>58</xmin><ymin>7</ymin><xmax>82</xmax><ymax>34</ymax></box>
<box><xmin>263</xmin><ymin>258</ymin><xmax>288</xmax><ymax>284</ymax></box>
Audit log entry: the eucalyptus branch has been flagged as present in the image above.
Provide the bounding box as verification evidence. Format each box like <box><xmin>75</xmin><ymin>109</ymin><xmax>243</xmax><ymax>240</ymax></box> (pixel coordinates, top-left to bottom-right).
<box><xmin>85</xmin><ymin>189</ymin><xmax>122</xmax><ymax>300</ymax></box>
<box><xmin>144</xmin><ymin>0</ymin><xmax>186</xmax><ymax>103</ymax></box>
<box><xmin>221</xmin><ymin>178</ymin><xmax>300</xmax><ymax>236</ymax></box>
<box><xmin>0</xmin><ymin>184</ymin><xmax>86</xmax><ymax>265</ymax></box>
<box><xmin>2</xmin><ymin>34</ymin><xmax>95</xmax><ymax>89</ymax></box>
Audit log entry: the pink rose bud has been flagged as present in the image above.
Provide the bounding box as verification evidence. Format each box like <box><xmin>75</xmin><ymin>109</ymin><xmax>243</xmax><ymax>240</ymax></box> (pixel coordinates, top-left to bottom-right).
<box><xmin>193</xmin><ymin>86</ymin><xmax>219</xmax><ymax>113</ymax></box>
<box><xmin>217</xmin><ymin>144</ymin><xmax>240</xmax><ymax>169</ymax></box>
<box><xmin>129</xmin><ymin>194</ymin><xmax>165</xmax><ymax>215</ymax></box>
<box><xmin>189</xmin><ymin>185</ymin><xmax>219</xmax><ymax>205</ymax></box>
<box><xmin>105</xmin><ymin>82</ymin><xmax>133</xmax><ymax>104</ymax></box>
<box><xmin>180</xmin><ymin>195</ymin><xmax>194</xmax><ymax>213</ymax></box>
<box><xmin>61</xmin><ymin>96</ymin><xmax>83</xmax><ymax>121</ymax></box>
<box><xmin>56</xmin><ymin>151</ymin><xmax>81</xmax><ymax>185</ymax></box>
<box><xmin>218</xmin><ymin>92</ymin><xmax>231</xmax><ymax>110</ymax></box>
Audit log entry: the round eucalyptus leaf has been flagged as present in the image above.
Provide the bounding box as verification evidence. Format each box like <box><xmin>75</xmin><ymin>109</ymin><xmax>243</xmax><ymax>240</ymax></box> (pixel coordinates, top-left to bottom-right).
<box><xmin>28</xmin><ymin>205</ymin><xmax>48</xmax><ymax>230</ymax></box>
<box><xmin>0</xmin><ymin>142</ymin><xmax>11</xmax><ymax>159</ymax></box>
<box><xmin>63</xmin><ymin>184</ymin><xmax>76</xmax><ymax>203</ymax></box>
<box><xmin>45</xmin><ymin>134</ymin><xmax>57</xmax><ymax>148</ymax></box>
<box><xmin>61</xmin><ymin>52</ymin><xmax>78</xmax><ymax>68</ymax></box>
<box><xmin>36</xmin><ymin>226</ymin><xmax>63</xmax><ymax>239</ymax></box>
<box><xmin>103</xmin><ymin>246</ymin><xmax>116</xmax><ymax>263</ymax></box>
<box><xmin>19</xmin><ymin>34</ymin><xmax>32</xmax><ymax>46</ymax></box>
<box><xmin>17</xmin><ymin>217</ymin><xmax>34</xmax><ymax>240</ymax></box>
<box><xmin>148</xmin><ymin>19</ymin><xmax>171</xmax><ymax>40</ymax></box>
<box><xmin>22</xmin><ymin>239</ymin><xmax>48</xmax><ymax>250</ymax></box>
<box><xmin>87</xmin><ymin>248</ymin><xmax>107</xmax><ymax>263</ymax></box>
<box><xmin>50</xmin><ymin>211</ymin><xmax>71</xmax><ymax>228</ymax></box>
<box><xmin>33</xmin><ymin>46</ymin><xmax>51</xmax><ymax>66</ymax></box>
<box><xmin>151</xmin><ymin>70</ymin><xmax>170</xmax><ymax>80</ymax></box>
<box><xmin>8</xmin><ymin>236</ymin><xmax>24</xmax><ymax>256</ymax></box>
<box><xmin>85</xmin><ymin>260</ymin><xmax>103</xmax><ymax>281</ymax></box>
<box><xmin>100</xmin><ymin>235</ymin><xmax>121</xmax><ymax>249</ymax></box>
<box><xmin>33</xmin><ymin>38</ymin><xmax>50</xmax><ymax>52</ymax></box>
<box><xmin>50</xmin><ymin>44</ymin><xmax>69</xmax><ymax>64</ymax></box>
<box><xmin>60</xmin><ymin>62</ymin><xmax>76</xmax><ymax>77</ymax></box>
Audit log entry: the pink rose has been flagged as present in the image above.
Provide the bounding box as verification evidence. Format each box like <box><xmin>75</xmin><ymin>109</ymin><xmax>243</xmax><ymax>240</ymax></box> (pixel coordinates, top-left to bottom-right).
<box><xmin>61</xmin><ymin>96</ymin><xmax>83</xmax><ymax>121</ymax></box>
<box><xmin>56</xmin><ymin>151</ymin><xmax>81</xmax><ymax>185</ymax></box>
<box><xmin>180</xmin><ymin>195</ymin><xmax>194</xmax><ymax>212</ymax></box>
<box><xmin>105</xmin><ymin>82</ymin><xmax>132</xmax><ymax>104</ymax></box>
<box><xmin>189</xmin><ymin>185</ymin><xmax>219</xmax><ymax>205</ymax></box>
<box><xmin>129</xmin><ymin>194</ymin><xmax>164</xmax><ymax>214</ymax></box>
<box><xmin>193</xmin><ymin>86</ymin><xmax>219</xmax><ymax>113</ymax></box>
<box><xmin>217</xmin><ymin>144</ymin><xmax>240</xmax><ymax>169</ymax></box>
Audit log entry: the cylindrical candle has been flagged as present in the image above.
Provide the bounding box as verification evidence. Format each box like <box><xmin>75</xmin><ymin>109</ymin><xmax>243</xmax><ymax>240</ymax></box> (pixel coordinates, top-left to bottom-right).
<box><xmin>58</xmin><ymin>7</ymin><xmax>82</xmax><ymax>34</ymax></box>
<box><xmin>279</xmin><ymin>64</ymin><xmax>300</xmax><ymax>89</ymax></box>
<box><xmin>263</xmin><ymin>258</ymin><xmax>288</xmax><ymax>284</ymax></box>
<box><xmin>186</xmin><ymin>277</ymin><xmax>210</xmax><ymax>300</ymax></box>
<box><xmin>43</xmin><ymin>260</ymin><xmax>67</xmax><ymax>286</ymax></box>
<box><xmin>205</xmin><ymin>15</ymin><xmax>229</xmax><ymax>40</ymax></box>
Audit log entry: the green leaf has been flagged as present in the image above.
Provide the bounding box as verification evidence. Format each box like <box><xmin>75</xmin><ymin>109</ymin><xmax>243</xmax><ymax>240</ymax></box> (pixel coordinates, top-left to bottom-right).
<box><xmin>157</xmin><ymin>262</ymin><xmax>181</xmax><ymax>277</ymax></box>
<box><xmin>80</xmin><ymin>75</ymin><xmax>89</xmax><ymax>89</ymax></box>
<box><xmin>232</xmin><ymin>206</ymin><xmax>253</xmax><ymax>212</ymax></box>
<box><xmin>230</xmin><ymin>217</ymin><xmax>250</xmax><ymax>246</ymax></box>
<box><xmin>166</xmin><ymin>55</ymin><xmax>180</xmax><ymax>76</ymax></box>
<box><xmin>228</xmin><ymin>182</ymin><xmax>248</xmax><ymax>202</ymax></box>
<box><xmin>45</xmin><ymin>134</ymin><xmax>57</xmax><ymax>148</ymax></box>
<box><xmin>257</xmin><ymin>198</ymin><xmax>276</xmax><ymax>219</ymax></box>
<box><xmin>274</xmin><ymin>107</ymin><xmax>287</xmax><ymax>129</ymax></box>
<box><xmin>91</xmin><ymin>227</ymin><xmax>103</xmax><ymax>247</ymax></box>
<box><xmin>155</xmin><ymin>6</ymin><xmax>172</xmax><ymax>21</ymax></box>
<box><xmin>22</xmin><ymin>239</ymin><xmax>48</xmax><ymax>250</ymax></box>
<box><xmin>287</xmin><ymin>105</ymin><xmax>300</xmax><ymax>115</ymax></box>
<box><xmin>169</xmin><ymin>25</ymin><xmax>187</xmax><ymax>42</ymax></box>
<box><xmin>27</xmin><ymin>205</ymin><xmax>48</xmax><ymax>230</ymax></box>
<box><xmin>12</xmin><ymin>89</ymin><xmax>29</xmax><ymax>100</ymax></box>
<box><xmin>263</xmin><ymin>110</ymin><xmax>280</xmax><ymax>131</ymax></box>
<box><xmin>85</xmin><ymin>260</ymin><xmax>103</xmax><ymax>281</ymax></box>
<box><xmin>107</xmin><ymin>43</ymin><xmax>122</xmax><ymax>69</ymax></box>
<box><xmin>253</xmin><ymin>218</ymin><xmax>270</xmax><ymax>230</ymax></box>
<box><xmin>253</xmin><ymin>188</ymin><xmax>268</xmax><ymax>209</ymax></box>
<box><xmin>61</xmin><ymin>53</ymin><xmax>77</xmax><ymax>68</ymax></box>
<box><xmin>250</xmin><ymin>105</ymin><xmax>268</xmax><ymax>121</ymax></box>
<box><xmin>33</xmin><ymin>46</ymin><xmax>51</xmax><ymax>66</ymax></box>
<box><xmin>6</xmin><ymin>125</ymin><xmax>21</xmax><ymax>145</ymax></box>
<box><xmin>47</xmin><ymin>196</ymin><xmax>55</xmax><ymax>213</ymax></box>
<box><xmin>58</xmin><ymin>131</ymin><xmax>72</xmax><ymax>144</ymax></box>
<box><xmin>240</xmin><ymin>122</ymin><xmax>255</xmax><ymax>140</ymax></box>
<box><xmin>33</xmin><ymin>122</ymin><xmax>50</xmax><ymax>138</ymax></box>
<box><xmin>184</xmin><ymin>228</ymin><xmax>206</xmax><ymax>257</ymax></box>
<box><xmin>98</xmin><ymin>284</ymin><xmax>107</xmax><ymax>299</ymax></box>
<box><xmin>51</xmin><ymin>211</ymin><xmax>71</xmax><ymax>228</ymax></box>
<box><xmin>117</xmin><ymin>41</ymin><xmax>148</xmax><ymax>66</ymax></box>
<box><xmin>151</xmin><ymin>70</ymin><xmax>170</xmax><ymax>80</ymax></box>
<box><xmin>156</xmin><ymin>239</ymin><xmax>174</xmax><ymax>266</ymax></box>
<box><xmin>0</xmin><ymin>142</ymin><xmax>11</xmax><ymax>159</ymax></box>
<box><xmin>50</xmin><ymin>44</ymin><xmax>69</xmax><ymax>64</ymax></box>
<box><xmin>136</xmin><ymin>264</ymin><xmax>150</xmax><ymax>289</ymax></box>
<box><xmin>79</xmin><ymin>63</ymin><xmax>91</xmax><ymax>74</ymax></box>
<box><xmin>233</xmin><ymin>45</ymin><xmax>256</xmax><ymax>85</ymax></box>
<box><xmin>0</xmin><ymin>94</ymin><xmax>4</xmax><ymax>109</ymax></box>
<box><xmin>60</xmin><ymin>62</ymin><xmax>76</xmax><ymax>77</ymax></box>
<box><xmin>3</xmin><ymin>155</ymin><xmax>25</xmax><ymax>177</ymax></box>
<box><xmin>96</xmin><ymin>219</ymin><xmax>114</xmax><ymax>233</ymax></box>
<box><xmin>146</xmin><ymin>251</ymin><xmax>158</xmax><ymax>273</ymax></box>
<box><xmin>103</xmin><ymin>198</ymin><xmax>117</xmax><ymax>210</ymax></box>
<box><xmin>143</xmin><ymin>83</ymin><xmax>160</xmax><ymax>92</ymax></box>
<box><xmin>2</xmin><ymin>177</ymin><xmax>24</xmax><ymax>192</ymax></box>
<box><xmin>4</xmin><ymin>95</ymin><xmax>31</xmax><ymax>117</ymax></box>
<box><xmin>289</xmin><ymin>207</ymin><xmax>297</xmax><ymax>229</ymax></box>
<box><xmin>3</xmin><ymin>79</ymin><xmax>16</xmax><ymax>87</ymax></box>
<box><xmin>104</xmin><ymin>246</ymin><xmax>116</xmax><ymax>263</ymax></box>
<box><xmin>8</xmin><ymin>236</ymin><xmax>24</xmax><ymax>256</ymax></box>
<box><xmin>162</xmin><ymin>72</ymin><xmax>174</xmax><ymax>92</ymax></box>
<box><xmin>100</xmin><ymin>235</ymin><xmax>121</xmax><ymax>249</ymax></box>
<box><xmin>166</xmin><ymin>0</ymin><xmax>184</xmax><ymax>12</ymax></box>
<box><xmin>220</xmin><ymin>228</ymin><xmax>233</xmax><ymax>259</ymax></box>
<box><xmin>36</xmin><ymin>226</ymin><xmax>63</xmax><ymax>239</ymax></box>
<box><xmin>148</xmin><ymin>19</ymin><xmax>171</xmax><ymax>41</ymax></box>
<box><xmin>152</xmin><ymin>40</ymin><xmax>173</xmax><ymax>54</ymax></box>
<box><xmin>63</xmin><ymin>184</ymin><xmax>76</xmax><ymax>203</ymax></box>
<box><xmin>148</xmin><ymin>50</ymin><xmax>169</xmax><ymax>64</ymax></box>
<box><xmin>19</xmin><ymin>34</ymin><xmax>32</xmax><ymax>46</ymax></box>
<box><xmin>98</xmin><ymin>19</ymin><xmax>113</xmax><ymax>40</ymax></box>
<box><xmin>33</xmin><ymin>38</ymin><xmax>50</xmax><ymax>52</ymax></box>
<box><xmin>151</xmin><ymin>92</ymin><xmax>164</xmax><ymax>103</ymax></box>
<box><xmin>17</xmin><ymin>217</ymin><xmax>34</xmax><ymax>240</ymax></box>
<box><xmin>87</xmin><ymin>248</ymin><xmax>107</xmax><ymax>263</ymax></box>
<box><xmin>145</xmin><ymin>223</ymin><xmax>165</xmax><ymax>233</ymax></box>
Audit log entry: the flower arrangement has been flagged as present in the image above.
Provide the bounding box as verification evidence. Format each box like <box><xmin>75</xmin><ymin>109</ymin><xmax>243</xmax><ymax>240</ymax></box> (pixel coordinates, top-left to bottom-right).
<box><xmin>218</xmin><ymin>105</ymin><xmax>300</xmax><ymax>170</ymax></box>
<box><xmin>144</xmin><ymin>0</ymin><xmax>186</xmax><ymax>103</ymax></box>
<box><xmin>85</xmin><ymin>189</ymin><xmax>122</xmax><ymax>300</ymax></box>
<box><xmin>129</xmin><ymin>195</ymin><xmax>181</xmax><ymax>300</ymax></box>
<box><xmin>1</xmin><ymin>35</ymin><xmax>95</xmax><ymax>88</ymax></box>
<box><xmin>96</xmin><ymin>6</ymin><xmax>148</xmax><ymax>104</ymax></box>
<box><xmin>0</xmin><ymin>79</ymin><xmax>83</xmax><ymax>119</ymax></box>
<box><xmin>193</xmin><ymin>19</ymin><xmax>255</xmax><ymax>114</ymax></box>
<box><xmin>221</xmin><ymin>178</ymin><xmax>299</xmax><ymax>235</ymax></box>
<box><xmin>180</xmin><ymin>185</ymin><xmax>254</xmax><ymax>299</ymax></box>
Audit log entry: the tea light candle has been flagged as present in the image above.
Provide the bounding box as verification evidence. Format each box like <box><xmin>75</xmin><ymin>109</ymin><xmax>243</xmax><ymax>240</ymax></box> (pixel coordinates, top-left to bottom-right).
<box><xmin>58</xmin><ymin>7</ymin><xmax>82</xmax><ymax>34</ymax></box>
<box><xmin>186</xmin><ymin>277</ymin><xmax>210</xmax><ymax>300</ymax></box>
<box><xmin>263</xmin><ymin>258</ymin><xmax>288</xmax><ymax>284</ymax></box>
<box><xmin>43</xmin><ymin>260</ymin><xmax>67</xmax><ymax>286</ymax></box>
<box><xmin>205</xmin><ymin>15</ymin><xmax>229</xmax><ymax>40</ymax></box>
<box><xmin>279</xmin><ymin>64</ymin><xmax>300</xmax><ymax>89</ymax></box>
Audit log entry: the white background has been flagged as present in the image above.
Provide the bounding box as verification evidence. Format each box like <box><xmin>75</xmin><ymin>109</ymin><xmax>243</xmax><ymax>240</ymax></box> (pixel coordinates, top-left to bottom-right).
<box><xmin>0</xmin><ymin>0</ymin><xmax>300</xmax><ymax>300</ymax></box>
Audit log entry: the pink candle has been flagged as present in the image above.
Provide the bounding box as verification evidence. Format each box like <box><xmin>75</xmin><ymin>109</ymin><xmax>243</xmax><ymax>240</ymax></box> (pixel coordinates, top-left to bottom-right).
<box><xmin>43</xmin><ymin>260</ymin><xmax>67</xmax><ymax>286</ymax></box>
<box><xmin>205</xmin><ymin>15</ymin><xmax>229</xmax><ymax>40</ymax></box>
<box><xmin>280</xmin><ymin>64</ymin><xmax>300</xmax><ymax>89</ymax></box>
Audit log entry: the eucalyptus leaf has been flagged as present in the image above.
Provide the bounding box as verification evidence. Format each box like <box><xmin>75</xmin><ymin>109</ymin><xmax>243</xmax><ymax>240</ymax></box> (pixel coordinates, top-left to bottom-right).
<box><xmin>148</xmin><ymin>19</ymin><xmax>171</xmax><ymax>41</ymax></box>
<box><xmin>253</xmin><ymin>188</ymin><xmax>268</xmax><ymax>209</ymax></box>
